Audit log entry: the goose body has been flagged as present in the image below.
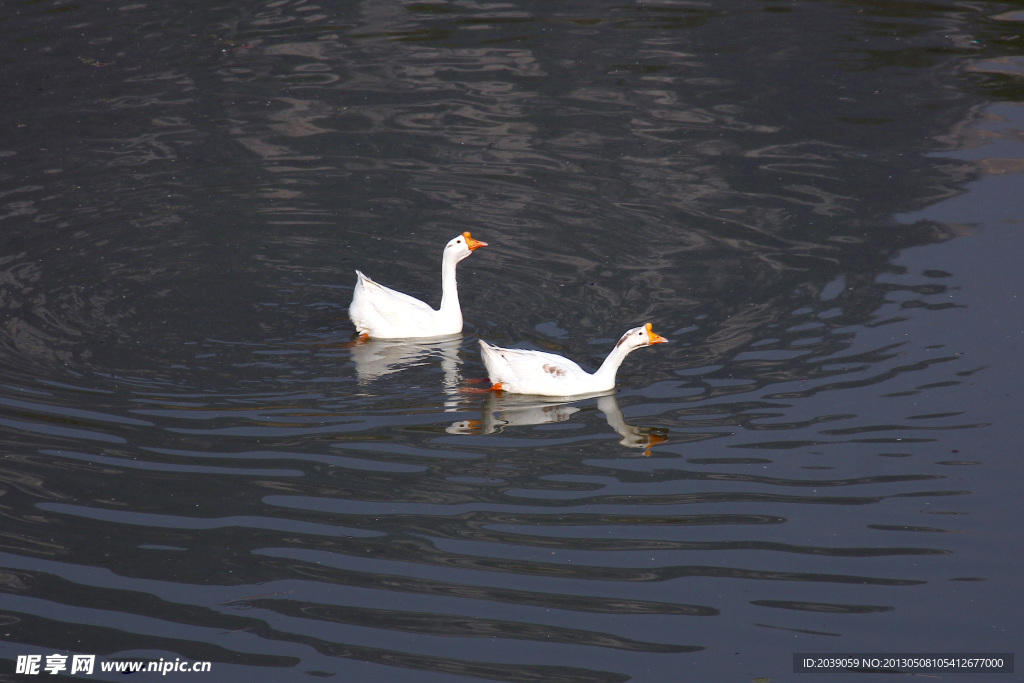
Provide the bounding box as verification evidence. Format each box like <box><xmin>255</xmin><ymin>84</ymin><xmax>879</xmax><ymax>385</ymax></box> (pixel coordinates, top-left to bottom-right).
<box><xmin>479</xmin><ymin>323</ymin><xmax>667</xmax><ymax>397</ymax></box>
<box><xmin>349</xmin><ymin>232</ymin><xmax>486</xmax><ymax>339</ymax></box>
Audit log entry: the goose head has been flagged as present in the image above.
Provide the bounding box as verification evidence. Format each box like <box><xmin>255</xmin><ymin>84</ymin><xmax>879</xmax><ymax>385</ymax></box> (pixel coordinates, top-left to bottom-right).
<box><xmin>444</xmin><ymin>231</ymin><xmax>488</xmax><ymax>263</ymax></box>
<box><xmin>615</xmin><ymin>323</ymin><xmax>668</xmax><ymax>353</ymax></box>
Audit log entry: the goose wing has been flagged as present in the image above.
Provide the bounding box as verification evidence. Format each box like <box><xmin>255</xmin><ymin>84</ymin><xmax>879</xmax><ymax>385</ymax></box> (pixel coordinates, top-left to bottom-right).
<box><xmin>480</xmin><ymin>341</ymin><xmax>587</xmax><ymax>390</ymax></box>
<box><xmin>352</xmin><ymin>270</ymin><xmax>437</xmax><ymax>329</ymax></box>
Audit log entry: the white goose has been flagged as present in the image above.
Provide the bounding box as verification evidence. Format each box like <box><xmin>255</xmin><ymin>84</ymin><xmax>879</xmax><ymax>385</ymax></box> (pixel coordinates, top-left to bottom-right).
<box><xmin>349</xmin><ymin>232</ymin><xmax>487</xmax><ymax>339</ymax></box>
<box><xmin>479</xmin><ymin>323</ymin><xmax>667</xmax><ymax>397</ymax></box>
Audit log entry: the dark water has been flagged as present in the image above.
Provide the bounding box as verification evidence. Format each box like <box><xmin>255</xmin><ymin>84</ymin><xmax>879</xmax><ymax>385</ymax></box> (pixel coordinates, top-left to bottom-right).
<box><xmin>1</xmin><ymin>0</ymin><xmax>1022</xmax><ymax>681</ymax></box>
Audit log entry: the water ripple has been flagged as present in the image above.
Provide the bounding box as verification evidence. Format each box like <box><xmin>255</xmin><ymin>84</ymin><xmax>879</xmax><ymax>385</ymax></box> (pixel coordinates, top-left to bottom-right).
<box><xmin>0</xmin><ymin>0</ymin><xmax>1013</xmax><ymax>679</ymax></box>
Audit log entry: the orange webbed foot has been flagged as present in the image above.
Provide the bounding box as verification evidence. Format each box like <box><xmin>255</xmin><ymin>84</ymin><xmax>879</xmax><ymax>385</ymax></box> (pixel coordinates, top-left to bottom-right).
<box><xmin>459</xmin><ymin>381</ymin><xmax>503</xmax><ymax>394</ymax></box>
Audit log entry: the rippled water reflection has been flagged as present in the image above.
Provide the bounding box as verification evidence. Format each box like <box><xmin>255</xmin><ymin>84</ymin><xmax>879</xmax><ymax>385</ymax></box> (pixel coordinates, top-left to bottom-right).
<box><xmin>1</xmin><ymin>0</ymin><xmax>1021</xmax><ymax>681</ymax></box>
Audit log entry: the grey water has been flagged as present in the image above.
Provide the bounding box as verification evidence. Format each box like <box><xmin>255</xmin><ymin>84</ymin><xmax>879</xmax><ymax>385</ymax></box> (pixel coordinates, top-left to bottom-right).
<box><xmin>1</xmin><ymin>0</ymin><xmax>1022</xmax><ymax>681</ymax></box>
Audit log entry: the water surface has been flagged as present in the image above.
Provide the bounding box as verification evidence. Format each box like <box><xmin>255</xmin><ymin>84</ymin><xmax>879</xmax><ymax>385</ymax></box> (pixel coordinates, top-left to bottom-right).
<box><xmin>1</xmin><ymin>0</ymin><xmax>1022</xmax><ymax>681</ymax></box>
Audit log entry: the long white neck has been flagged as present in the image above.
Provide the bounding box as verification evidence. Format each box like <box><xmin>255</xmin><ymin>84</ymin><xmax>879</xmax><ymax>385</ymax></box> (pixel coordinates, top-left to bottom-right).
<box><xmin>591</xmin><ymin>338</ymin><xmax>636</xmax><ymax>386</ymax></box>
<box><xmin>438</xmin><ymin>251</ymin><xmax>461</xmax><ymax>316</ymax></box>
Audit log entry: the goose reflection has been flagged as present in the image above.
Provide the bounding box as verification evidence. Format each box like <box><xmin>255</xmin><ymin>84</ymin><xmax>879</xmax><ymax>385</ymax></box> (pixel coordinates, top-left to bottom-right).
<box><xmin>350</xmin><ymin>335</ymin><xmax>463</xmax><ymax>409</ymax></box>
<box><xmin>449</xmin><ymin>391</ymin><xmax>667</xmax><ymax>455</ymax></box>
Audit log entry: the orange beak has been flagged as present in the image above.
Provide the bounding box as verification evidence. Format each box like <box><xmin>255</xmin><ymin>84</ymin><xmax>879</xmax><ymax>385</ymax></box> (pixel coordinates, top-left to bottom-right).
<box><xmin>645</xmin><ymin>323</ymin><xmax>668</xmax><ymax>345</ymax></box>
<box><xmin>463</xmin><ymin>231</ymin><xmax>487</xmax><ymax>251</ymax></box>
